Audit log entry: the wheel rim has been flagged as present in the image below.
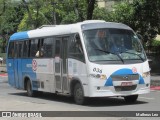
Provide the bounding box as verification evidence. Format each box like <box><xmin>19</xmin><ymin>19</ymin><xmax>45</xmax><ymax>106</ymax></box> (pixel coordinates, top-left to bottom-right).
<box><xmin>76</xmin><ymin>87</ymin><xmax>83</xmax><ymax>101</ymax></box>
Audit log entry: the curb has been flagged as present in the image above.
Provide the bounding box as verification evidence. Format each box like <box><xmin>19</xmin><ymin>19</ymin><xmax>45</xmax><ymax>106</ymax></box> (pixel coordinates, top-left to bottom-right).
<box><xmin>150</xmin><ymin>86</ymin><xmax>160</xmax><ymax>90</ymax></box>
<box><xmin>0</xmin><ymin>73</ymin><xmax>8</xmax><ymax>83</ymax></box>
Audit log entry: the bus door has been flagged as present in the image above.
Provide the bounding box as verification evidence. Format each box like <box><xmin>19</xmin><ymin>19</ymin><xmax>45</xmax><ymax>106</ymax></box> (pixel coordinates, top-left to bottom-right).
<box><xmin>55</xmin><ymin>37</ymin><xmax>69</xmax><ymax>93</ymax></box>
<box><xmin>14</xmin><ymin>42</ymin><xmax>23</xmax><ymax>88</ymax></box>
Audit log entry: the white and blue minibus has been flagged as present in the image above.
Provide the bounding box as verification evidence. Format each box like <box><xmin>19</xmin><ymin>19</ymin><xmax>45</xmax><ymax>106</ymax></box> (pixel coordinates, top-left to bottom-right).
<box><xmin>7</xmin><ymin>20</ymin><xmax>150</xmax><ymax>104</ymax></box>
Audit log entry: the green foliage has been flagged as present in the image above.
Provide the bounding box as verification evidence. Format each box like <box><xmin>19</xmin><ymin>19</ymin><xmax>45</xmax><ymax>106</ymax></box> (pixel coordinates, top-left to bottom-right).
<box><xmin>61</xmin><ymin>12</ymin><xmax>78</xmax><ymax>24</ymax></box>
<box><xmin>111</xmin><ymin>2</ymin><xmax>134</xmax><ymax>24</ymax></box>
<box><xmin>152</xmin><ymin>40</ymin><xmax>160</xmax><ymax>47</ymax></box>
<box><xmin>94</xmin><ymin>0</ymin><xmax>160</xmax><ymax>43</ymax></box>
<box><xmin>0</xmin><ymin>53</ymin><xmax>6</xmax><ymax>58</ymax></box>
<box><xmin>17</xmin><ymin>0</ymin><xmax>89</xmax><ymax>30</ymax></box>
<box><xmin>1</xmin><ymin>0</ymin><xmax>160</xmax><ymax>54</ymax></box>
<box><xmin>93</xmin><ymin>7</ymin><xmax>112</xmax><ymax>21</ymax></box>
<box><xmin>0</xmin><ymin>0</ymin><xmax>25</xmax><ymax>52</ymax></box>
<box><xmin>131</xmin><ymin>0</ymin><xmax>160</xmax><ymax>42</ymax></box>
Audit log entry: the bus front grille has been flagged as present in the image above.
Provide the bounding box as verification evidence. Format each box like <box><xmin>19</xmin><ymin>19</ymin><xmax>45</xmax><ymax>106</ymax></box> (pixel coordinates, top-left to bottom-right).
<box><xmin>111</xmin><ymin>74</ymin><xmax>139</xmax><ymax>81</ymax></box>
<box><xmin>114</xmin><ymin>85</ymin><xmax>137</xmax><ymax>91</ymax></box>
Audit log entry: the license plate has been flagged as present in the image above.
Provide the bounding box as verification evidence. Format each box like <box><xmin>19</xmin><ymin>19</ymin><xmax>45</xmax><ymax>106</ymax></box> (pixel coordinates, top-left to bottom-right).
<box><xmin>121</xmin><ymin>82</ymin><xmax>133</xmax><ymax>86</ymax></box>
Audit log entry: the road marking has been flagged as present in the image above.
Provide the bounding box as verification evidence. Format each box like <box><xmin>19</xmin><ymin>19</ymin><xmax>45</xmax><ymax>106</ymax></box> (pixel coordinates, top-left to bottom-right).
<box><xmin>139</xmin><ymin>97</ymin><xmax>155</xmax><ymax>100</ymax></box>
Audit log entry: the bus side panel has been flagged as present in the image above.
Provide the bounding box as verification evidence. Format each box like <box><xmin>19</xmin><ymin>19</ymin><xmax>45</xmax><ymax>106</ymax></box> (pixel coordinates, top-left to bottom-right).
<box><xmin>32</xmin><ymin>59</ymin><xmax>54</xmax><ymax>93</ymax></box>
<box><xmin>68</xmin><ymin>58</ymin><xmax>89</xmax><ymax>96</ymax></box>
<box><xmin>7</xmin><ymin>59</ymin><xmax>15</xmax><ymax>87</ymax></box>
<box><xmin>21</xmin><ymin>59</ymin><xmax>38</xmax><ymax>91</ymax></box>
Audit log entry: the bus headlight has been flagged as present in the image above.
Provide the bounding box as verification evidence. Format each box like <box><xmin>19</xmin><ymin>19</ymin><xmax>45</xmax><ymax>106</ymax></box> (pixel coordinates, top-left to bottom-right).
<box><xmin>142</xmin><ymin>71</ymin><xmax>150</xmax><ymax>78</ymax></box>
<box><xmin>100</xmin><ymin>75</ymin><xmax>107</xmax><ymax>80</ymax></box>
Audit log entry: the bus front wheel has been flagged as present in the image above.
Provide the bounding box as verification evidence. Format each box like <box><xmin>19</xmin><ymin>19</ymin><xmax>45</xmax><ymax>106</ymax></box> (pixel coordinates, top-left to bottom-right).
<box><xmin>124</xmin><ymin>95</ymin><xmax>138</xmax><ymax>103</ymax></box>
<box><xmin>26</xmin><ymin>80</ymin><xmax>35</xmax><ymax>97</ymax></box>
<box><xmin>74</xmin><ymin>83</ymin><xmax>86</xmax><ymax>105</ymax></box>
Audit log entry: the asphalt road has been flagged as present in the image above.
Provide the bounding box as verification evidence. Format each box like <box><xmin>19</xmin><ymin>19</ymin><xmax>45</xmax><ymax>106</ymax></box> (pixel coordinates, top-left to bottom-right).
<box><xmin>0</xmin><ymin>78</ymin><xmax>160</xmax><ymax>120</ymax></box>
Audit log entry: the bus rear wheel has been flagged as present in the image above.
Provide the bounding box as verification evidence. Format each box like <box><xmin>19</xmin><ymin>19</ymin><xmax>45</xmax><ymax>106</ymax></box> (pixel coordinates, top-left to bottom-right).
<box><xmin>26</xmin><ymin>80</ymin><xmax>35</xmax><ymax>97</ymax></box>
<box><xmin>74</xmin><ymin>83</ymin><xmax>86</xmax><ymax>105</ymax></box>
<box><xmin>124</xmin><ymin>95</ymin><xmax>138</xmax><ymax>103</ymax></box>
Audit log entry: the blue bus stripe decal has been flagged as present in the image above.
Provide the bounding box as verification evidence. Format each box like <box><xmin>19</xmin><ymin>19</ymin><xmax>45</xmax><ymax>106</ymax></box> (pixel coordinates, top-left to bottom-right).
<box><xmin>105</xmin><ymin>77</ymin><xmax>113</xmax><ymax>86</ymax></box>
<box><xmin>105</xmin><ymin>68</ymin><xmax>145</xmax><ymax>86</ymax></box>
<box><xmin>139</xmin><ymin>75</ymin><xmax>145</xmax><ymax>84</ymax></box>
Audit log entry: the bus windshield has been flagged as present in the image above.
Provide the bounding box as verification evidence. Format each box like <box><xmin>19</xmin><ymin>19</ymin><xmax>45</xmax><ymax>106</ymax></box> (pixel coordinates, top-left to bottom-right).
<box><xmin>83</xmin><ymin>28</ymin><xmax>146</xmax><ymax>63</ymax></box>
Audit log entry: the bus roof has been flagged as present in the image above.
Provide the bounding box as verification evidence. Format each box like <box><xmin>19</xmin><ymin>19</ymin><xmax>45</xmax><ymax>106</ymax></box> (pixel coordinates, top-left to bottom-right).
<box><xmin>10</xmin><ymin>31</ymin><xmax>29</xmax><ymax>41</ymax></box>
<box><xmin>9</xmin><ymin>20</ymin><xmax>132</xmax><ymax>41</ymax></box>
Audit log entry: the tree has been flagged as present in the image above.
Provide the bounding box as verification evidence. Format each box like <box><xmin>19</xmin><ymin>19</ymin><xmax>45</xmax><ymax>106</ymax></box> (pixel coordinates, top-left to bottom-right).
<box><xmin>93</xmin><ymin>7</ymin><xmax>112</xmax><ymax>21</ymax></box>
<box><xmin>104</xmin><ymin>0</ymin><xmax>160</xmax><ymax>43</ymax></box>
<box><xmin>0</xmin><ymin>0</ymin><xmax>6</xmax><ymax>16</ymax></box>
<box><xmin>0</xmin><ymin>0</ymin><xmax>25</xmax><ymax>52</ymax></box>
<box><xmin>18</xmin><ymin>0</ymin><xmax>96</xmax><ymax>30</ymax></box>
<box><xmin>132</xmin><ymin>0</ymin><xmax>160</xmax><ymax>42</ymax></box>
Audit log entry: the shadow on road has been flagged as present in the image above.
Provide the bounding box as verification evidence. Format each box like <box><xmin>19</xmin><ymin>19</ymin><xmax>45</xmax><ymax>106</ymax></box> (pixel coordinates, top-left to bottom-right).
<box><xmin>84</xmin><ymin>97</ymin><xmax>148</xmax><ymax>107</ymax></box>
<box><xmin>9</xmin><ymin>92</ymin><xmax>148</xmax><ymax>107</ymax></box>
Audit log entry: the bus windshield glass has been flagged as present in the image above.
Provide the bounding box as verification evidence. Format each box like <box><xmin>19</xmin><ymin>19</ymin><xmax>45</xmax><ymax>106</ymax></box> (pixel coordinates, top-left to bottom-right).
<box><xmin>83</xmin><ymin>28</ymin><xmax>146</xmax><ymax>62</ymax></box>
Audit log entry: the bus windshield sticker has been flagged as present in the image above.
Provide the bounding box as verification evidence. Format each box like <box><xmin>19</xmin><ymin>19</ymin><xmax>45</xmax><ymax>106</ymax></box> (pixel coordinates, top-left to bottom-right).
<box><xmin>132</xmin><ymin>67</ymin><xmax>137</xmax><ymax>73</ymax></box>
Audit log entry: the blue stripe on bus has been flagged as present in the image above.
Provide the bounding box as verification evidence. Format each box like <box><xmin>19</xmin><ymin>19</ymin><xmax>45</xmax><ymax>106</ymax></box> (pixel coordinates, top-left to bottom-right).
<box><xmin>139</xmin><ymin>75</ymin><xmax>145</xmax><ymax>84</ymax></box>
<box><xmin>10</xmin><ymin>31</ymin><xmax>29</xmax><ymax>41</ymax></box>
<box><xmin>7</xmin><ymin>58</ymin><xmax>38</xmax><ymax>91</ymax></box>
<box><xmin>105</xmin><ymin>68</ymin><xmax>145</xmax><ymax>86</ymax></box>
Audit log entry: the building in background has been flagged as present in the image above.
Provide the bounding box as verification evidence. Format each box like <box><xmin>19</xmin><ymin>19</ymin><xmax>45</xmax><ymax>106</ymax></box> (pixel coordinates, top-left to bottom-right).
<box><xmin>97</xmin><ymin>0</ymin><xmax>133</xmax><ymax>10</ymax></box>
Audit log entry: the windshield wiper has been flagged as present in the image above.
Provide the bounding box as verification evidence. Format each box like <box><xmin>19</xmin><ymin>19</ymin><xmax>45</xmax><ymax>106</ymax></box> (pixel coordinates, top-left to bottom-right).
<box><xmin>121</xmin><ymin>51</ymin><xmax>144</xmax><ymax>62</ymax></box>
<box><xmin>94</xmin><ymin>48</ymin><xmax>124</xmax><ymax>63</ymax></box>
<box><xmin>94</xmin><ymin>48</ymin><xmax>110</xmax><ymax>54</ymax></box>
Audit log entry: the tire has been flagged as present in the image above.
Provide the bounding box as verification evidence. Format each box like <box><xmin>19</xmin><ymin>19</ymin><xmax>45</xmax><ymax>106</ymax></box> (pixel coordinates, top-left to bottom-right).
<box><xmin>124</xmin><ymin>95</ymin><xmax>138</xmax><ymax>103</ymax></box>
<box><xmin>26</xmin><ymin>80</ymin><xmax>35</xmax><ymax>97</ymax></box>
<box><xmin>74</xmin><ymin>83</ymin><xmax>86</xmax><ymax>105</ymax></box>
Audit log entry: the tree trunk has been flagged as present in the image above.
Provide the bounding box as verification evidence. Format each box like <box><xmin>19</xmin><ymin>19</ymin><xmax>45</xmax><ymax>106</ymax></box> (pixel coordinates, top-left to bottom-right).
<box><xmin>86</xmin><ymin>0</ymin><xmax>96</xmax><ymax>20</ymax></box>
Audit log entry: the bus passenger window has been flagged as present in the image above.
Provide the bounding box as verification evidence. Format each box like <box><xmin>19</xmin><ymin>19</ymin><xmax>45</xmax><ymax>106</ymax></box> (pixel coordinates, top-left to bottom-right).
<box><xmin>8</xmin><ymin>42</ymin><xmax>14</xmax><ymax>58</ymax></box>
<box><xmin>69</xmin><ymin>34</ymin><xmax>85</xmax><ymax>62</ymax></box>
<box><xmin>22</xmin><ymin>41</ymin><xmax>29</xmax><ymax>58</ymax></box>
<box><xmin>14</xmin><ymin>42</ymin><xmax>19</xmax><ymax>58</ymax></box>
<box><xmin>40</xmin><ymin>38</ymin><xmax>53</xmax><ymax>58</ymax></box>
<box><xmin>55</xmin><ymin>40</ymin><xmax>60</xmax><ymax>56</ymax></box>
<box><xmin>30</xmin><ymin>39</ymin><xmax>39</xmax><ymax>57</ymax></box>
<box><xmin>18</xmin><ymin>42</ymin><xmax>23</xmax><ymax>58</ymax></box>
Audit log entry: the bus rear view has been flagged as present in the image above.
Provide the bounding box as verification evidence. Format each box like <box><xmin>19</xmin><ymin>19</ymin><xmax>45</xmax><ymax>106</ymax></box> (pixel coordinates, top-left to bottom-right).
<box><xmin>7</xmin><ymin>20</ymin><xmax>150</xmax><ymax>105</ymax></box>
